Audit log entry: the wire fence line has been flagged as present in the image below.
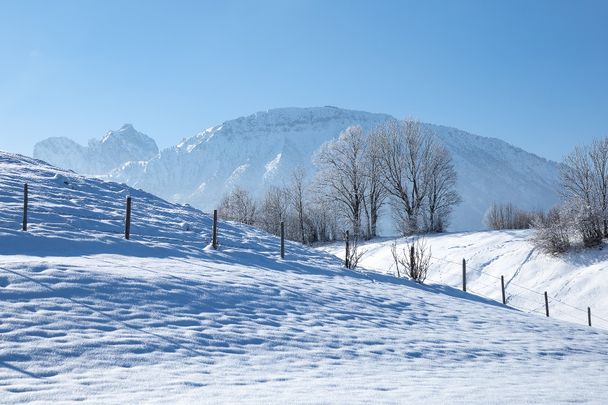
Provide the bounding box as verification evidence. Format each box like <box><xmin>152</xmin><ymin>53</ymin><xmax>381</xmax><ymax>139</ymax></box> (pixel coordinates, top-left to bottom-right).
<box><xmin>424</xmin><ymin>252</ymin><xmax>608</xmax><ymax>328</ymax></box>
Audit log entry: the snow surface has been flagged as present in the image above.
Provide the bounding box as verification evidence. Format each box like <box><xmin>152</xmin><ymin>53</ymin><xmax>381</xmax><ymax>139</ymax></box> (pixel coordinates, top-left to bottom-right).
<box><xmin>1</xmin><ymin>151</ymin><xmax>607</xmax><ymax>403</ymax></box>
<box><xmin>320</xmin><ymin>231</ymin><xmax>608</xmax><ymax>330</ymax></box>
<box><xmin>32</xmin><ymin>106</ymin><xmax>560</xmax><ymax>232</ymax></box>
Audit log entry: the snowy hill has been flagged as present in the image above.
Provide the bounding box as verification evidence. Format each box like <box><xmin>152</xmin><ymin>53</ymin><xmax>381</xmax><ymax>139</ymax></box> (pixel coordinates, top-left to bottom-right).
<box><xmin>33</xmin><ymin>124</ymin><xmax>159</xmax><ymax>175</ymax></box>
<box><xmin>320</xmin><ymin>230</ymin><xmax>608</xmax><ymax>330</ymax></box>
<box><xmin>1</xmin><ymin>151</ymin><xmax>608</xmax><ymax>402</ymax></box>
<box><xmin>32</xmin><ymin>107</ymin><xmax>560</xmax><ymax>231</ymax></box>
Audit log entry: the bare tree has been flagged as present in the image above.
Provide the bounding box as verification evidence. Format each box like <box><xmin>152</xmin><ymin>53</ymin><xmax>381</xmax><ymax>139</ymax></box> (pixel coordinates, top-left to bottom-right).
<box><xmin>376</xmin><ymin>119</ymin><xmax>458</xmax><ymax>235</ymax></box>
<box><xmin>424</xmin><ymin>143</ymin><xmax>461</xmax><ymax>232</ymax></box>
<box><xmin>364</xmin><ymin>130</ymin><xmax>388</xmax><ymax>238</ymax></box>
<box><xmin>484</xmin><ymin>202</ymin><xmax>536</xmax><ymax>230</ymax></box>
<box><xmin>218</xmin><ymin>186</ymin><xmax>257</xmax><ymax>225</ymax></box>
<box><xmin>288</xmin><ymin>167</ymin><xmax>308</xmax><ymax>244</ymax></box>
<box><xmin>258</xmin><ymin>185</ymin><xmax>290</xmax><ymax>235</ymax></box>
<box><xmin>308</xmin><ymin>193</ymin><xmax>339</xmax><ymax>242</ymax></box>
<box><xmin>314</xmin><ymin>126</ymin><xmax>368</xmax><ymax>239</ymax></box>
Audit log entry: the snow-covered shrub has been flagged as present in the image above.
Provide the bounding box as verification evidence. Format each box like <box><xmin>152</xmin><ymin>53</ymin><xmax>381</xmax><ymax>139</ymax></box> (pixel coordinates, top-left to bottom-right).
<box><xmin>532</xmin><ymin>207</ymin><xmax>571</xmax><ymax>254</ymax></box>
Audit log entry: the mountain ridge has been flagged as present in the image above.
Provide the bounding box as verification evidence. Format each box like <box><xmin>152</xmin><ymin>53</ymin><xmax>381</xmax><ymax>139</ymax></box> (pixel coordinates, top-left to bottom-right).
<box><xmin>33</xmin><ymin>123</ymin><xmax>159</xmax><ymax>175</ymax></box>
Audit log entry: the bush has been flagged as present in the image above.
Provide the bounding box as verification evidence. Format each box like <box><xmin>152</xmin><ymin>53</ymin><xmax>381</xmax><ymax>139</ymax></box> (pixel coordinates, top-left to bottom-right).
<box><xmin>532</xmin><ymin>207</ymin><xmax>571</xmax><ymax>254</ymax></box>
<box><xmin>345</xmin><ymin>235</ymin><xmax>365</xmax><ymax>270</ymax></box>
<box><xmin>390</xmin><ymin>238</ymin><xmax>431</xmax><ymax>283</ymax></box>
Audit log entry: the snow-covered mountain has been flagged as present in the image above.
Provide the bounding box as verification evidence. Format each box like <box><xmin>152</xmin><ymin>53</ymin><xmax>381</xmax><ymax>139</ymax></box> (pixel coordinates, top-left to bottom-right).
<box><xmin>33</xmin><ymin>123</ymin><xmax>158</xmax><ymax>175</ymax></box>
<box><xmin>1</xmin><ymin>151</ymin><xmax>607</xmax><ymax>403</ymax></box>
<box><xmin>33</xmin><ymin>107</ymin><xmax>561</xmax><ymax>231</ymax></box>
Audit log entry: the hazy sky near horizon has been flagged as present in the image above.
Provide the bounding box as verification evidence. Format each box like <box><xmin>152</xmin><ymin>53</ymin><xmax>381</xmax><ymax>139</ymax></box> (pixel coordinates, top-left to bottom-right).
<box><xmin>0</xmin><ymin>0</ymin><xmax>606</xmax><ymax>161</ymax></box>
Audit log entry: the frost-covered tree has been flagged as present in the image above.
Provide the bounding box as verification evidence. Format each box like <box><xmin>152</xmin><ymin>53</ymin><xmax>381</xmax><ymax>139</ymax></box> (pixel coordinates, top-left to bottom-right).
<box><xmin>218</xmin><ymin>186</ymin><xmax>257</xmax><ymax>225</ymax></box>
<box><xmin>589</xmin><ymin>138</ymin><xmax>608</xmax><ymax>236</ymax></box>
<box><xmin>308</xmin><ymin>193</ymin><xmax>340</xmax><ymax>242</ymax></box>
<box><xmin>533</xmin><ymin>136</ymin><xmax>608</xmax><ymax>252</ymax></box>
<box><xmin>288</xmin><ymin>167</ymin><xmax>309</xmax><ymax>244</ymax></box>
<box><xmin>364</xmin><ymin>130</ymin><xmax>388</xmax><ymax>238</ymax></box>
<box><xmin>375</xmin><ymin>119</ymin><xmax>459</xmax><ymax>235</ymax></box>
<box><xmin>561</xmin><ymin>143</ymin><xmax>605</xmax><ymax>246</ymax></box>
<box><xmin>314</xmin><ymin>126</ymin><xmax>368</xmax><ymax>239</ymax></box>
<box><xmin>423</xmin><ymin>142</ymin><xmax>461</xmax><ymax>232</ymax></box>
<box><xmin>258</xmin><ymin>185</ymin><xmax>290</xmax><ymax>235</ymax></box>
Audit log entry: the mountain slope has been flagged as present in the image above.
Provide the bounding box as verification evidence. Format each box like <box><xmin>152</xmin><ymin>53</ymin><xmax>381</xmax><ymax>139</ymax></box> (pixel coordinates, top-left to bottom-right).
<box><xmin>33</xmin><ymin>124</ymin><xmax>159</xmax><ymax>175</ymax></box>
<box><xmin>32</xmin><ymin>107</ymin><xmax>560</xmax><ymax>231</ymax></box>
<box><xmin>1</xmin><ymin>151</ymin><xmax>607</xmax><ymax>403</ymax></box>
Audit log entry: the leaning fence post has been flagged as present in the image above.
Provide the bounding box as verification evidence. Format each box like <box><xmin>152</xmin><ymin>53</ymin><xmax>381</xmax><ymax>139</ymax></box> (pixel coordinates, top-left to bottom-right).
<box><xmin>124</xmin><ymin>196</ymin><xmax>132</xmax><ymax>240</ymax></box>
<box><xmin>212</xmin><ymin>209</ymin><xmax>218</xmax><ymax>250</ymax></box>
<box><xmin>280</xmin><ymin>221</ymin><xmax>285</xmax><ymax>259</ymax></box>
<box><xmin>588</xmin><ymin>307</ymin><xmax>592</xmax><ymax>327</ymax></box>
<box><xmin>462</xmin><ymin>259</ymin><xmax>466</xmax><ymax>292</ymax></box>
<box><xmin>345</xmin><ymin>230</ymin><xmax>350</xmax><ymax>268</ymax></box>
<box><xmin>544</xmin><ymin>291</ymin><xmax>549</xmax><ymax>317</ymax></box>
<box><xmin>22</xmin><ymin>183</ymin><xmax>28</xmax><ymax>231</ymax></box>
<box><xmin>501</xmin><ymin>275</ymin><xmax>506</xmax><ymax>305</ymax></box>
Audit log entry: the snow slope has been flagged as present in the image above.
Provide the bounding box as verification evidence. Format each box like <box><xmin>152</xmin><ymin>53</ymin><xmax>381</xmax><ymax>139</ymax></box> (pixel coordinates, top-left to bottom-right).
<box><xmin>33</xmin><ymin>124</ymin><xmax>159</xmax><ymax>175</ymax></box>
<box><xmin>32</xmin><ymin>107</ymin><xmax>560</xmax><ymax>231</ymax></box>
<box><xmin>1</xmin><ymin>151</ymin><xmax>607</xmax><ymax>403</ymax></box>
<box><xmin>320</xmin><ymin>230</ymin><xmax>608</xmax><ymax>330</ymax></box>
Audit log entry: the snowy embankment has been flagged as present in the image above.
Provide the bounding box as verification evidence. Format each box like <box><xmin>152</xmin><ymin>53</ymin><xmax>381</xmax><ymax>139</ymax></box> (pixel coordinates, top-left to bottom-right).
<box><xmin>320</xmin><ymin>231</ymin><xmax>608</xmax><ymax>330</ymax></box>
<box><xmin>1</xmin><ymin>151</ymin><xmax>608</xmax><ymax>403</ymax></box>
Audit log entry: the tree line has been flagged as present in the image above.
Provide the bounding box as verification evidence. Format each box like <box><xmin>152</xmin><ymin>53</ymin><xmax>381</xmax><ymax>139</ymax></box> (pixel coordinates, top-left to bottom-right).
<box><xmin>218</xmin><ymin>119</ymin><xmax>461</xmax><ymax>243</ymax></box>
<box><xmin>484</xmin><ymin>137</ymin><xmax>608</xmax><ymax>255</ymax></box>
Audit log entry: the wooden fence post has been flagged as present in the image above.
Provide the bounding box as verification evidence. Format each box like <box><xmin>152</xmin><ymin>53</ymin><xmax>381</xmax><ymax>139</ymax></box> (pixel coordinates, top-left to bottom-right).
<box><xmin>212</xmin><ymin>209</ymin><xmax>218</xmax><ymax>250</ymax></box>
<box><xmin>501</xmin><ymin>275</ymin><xmax>506</xmax><ymax>305</ymax></box>
<box><xmin>462</xmin><ymin>259</ymin><xmax>466</xmax><ymax>292</ymax></box>
<box><xmin>410</xmin><ymin>245</ymin><xmax>415</xmax><ymax>275</ymax></box>
<box><xmin>345</xmin><ymin>230</ymin><xmax>350</xmax><ymax>268</ymax></box>
<box><xmin>22</xmin><ymin>183</ymin><xmax>28</xmax><ymax>231</ymax></box>
<box><xmin>280</xmin><ymin>221</ymin><xmax>285</xmax><ymax>259</ymax></box>
<box><xmin>588</xmin><ymin>307</ymin><xmax>592</xmax><ymax>327</ymax></box>
<box><xmin>124</xmin><ymin>196</ymin><xmax>132</xmax><ymax>240</ymax></box>
<box><xmin>544</xmin><ymin>291</ymin><xmax>549</xmax><ymax>317</ymax></box>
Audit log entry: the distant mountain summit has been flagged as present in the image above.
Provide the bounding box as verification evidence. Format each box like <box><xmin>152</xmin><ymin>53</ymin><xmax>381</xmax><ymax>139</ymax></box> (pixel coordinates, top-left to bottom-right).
<box><xmin>34</xmin><ymin>124</ymin><xmax>158</xmax><ymax>175</ymax></box>
<box><xmin>32</xmin><ymin>107</ymin><xmax>561</xmax><ymax>231</ymax></box>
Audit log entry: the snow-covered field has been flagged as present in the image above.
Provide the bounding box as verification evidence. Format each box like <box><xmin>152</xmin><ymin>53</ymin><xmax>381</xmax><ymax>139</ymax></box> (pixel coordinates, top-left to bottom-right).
<box><xmin>2</xmin><ymin>151</ymin><xmax>608</xmax><ymax>403</ymax></box>
<box><xmin>320</xmin><ymin>231</ymin><xmax>608</xmax><ymax>331</ymax></box>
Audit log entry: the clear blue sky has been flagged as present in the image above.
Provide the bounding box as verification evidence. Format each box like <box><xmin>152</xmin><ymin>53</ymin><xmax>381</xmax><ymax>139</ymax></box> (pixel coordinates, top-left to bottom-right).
<box><xmin>0</xmin><ymin>0</ymin><xmax>606</xmax><ymax>161</ymax></box>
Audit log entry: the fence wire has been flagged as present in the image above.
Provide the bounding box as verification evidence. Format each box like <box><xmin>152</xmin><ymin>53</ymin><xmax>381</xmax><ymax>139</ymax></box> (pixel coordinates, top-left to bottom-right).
<box><xmin>427</xmin><ymin>252</ymin><xmax>608</xmax><ymax>329</ymax></box>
